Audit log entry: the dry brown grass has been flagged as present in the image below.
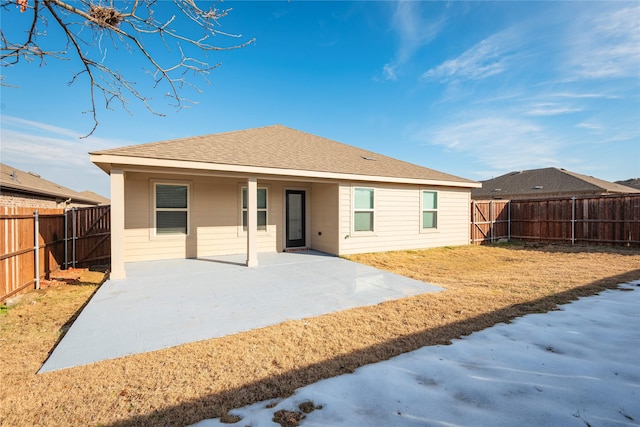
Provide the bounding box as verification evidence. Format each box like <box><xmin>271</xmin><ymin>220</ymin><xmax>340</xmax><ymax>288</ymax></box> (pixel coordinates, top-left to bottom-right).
<box><xmin>1</xmin><ymin>244</ymin><xmax>639</xmax><ymax>427</ymax></box>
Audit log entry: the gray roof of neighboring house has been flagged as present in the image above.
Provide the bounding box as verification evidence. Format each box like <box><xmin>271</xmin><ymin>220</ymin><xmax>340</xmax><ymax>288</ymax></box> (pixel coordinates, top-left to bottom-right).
<box><xmin>0</xmin><ymin>163</ymin><xmax>104</xmax><ymax>205</ymax></box>
<box><xmin>472</xmin><ymin>167</ymin><xmax>640</xmax><ymax>199</ymax></box>
<box><xmin>616</xmin><ymin>178</ymin><xmax>640</xmax><ymax>191</ymax></box>
<box><xmin>91</xmin><ymin>125</ymin><xmax>478</xmax><ymax>186</ymax></box>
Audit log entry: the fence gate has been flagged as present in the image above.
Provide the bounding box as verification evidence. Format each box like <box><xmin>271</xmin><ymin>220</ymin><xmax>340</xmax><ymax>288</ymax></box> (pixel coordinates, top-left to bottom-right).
<box><xmin>65</xmin><ymin>206</ymin><xmax>111</xmax><ymax>269</ymax></box>
<box><xmin>471</xmin><ymin>200</ymin><xmax>510</xmax><ymax>244</ymax></box>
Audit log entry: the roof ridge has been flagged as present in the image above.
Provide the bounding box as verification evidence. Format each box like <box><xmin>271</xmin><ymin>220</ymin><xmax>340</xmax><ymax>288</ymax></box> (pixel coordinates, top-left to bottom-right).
<box><xmin>90</xmin><ymin>124</ymin><xmax>287</xmax><ymax>155</ymax></box>
<box><xmin>474</xmin><ymin>166</ymin><xmax>640</xmax><ymax>197</ymax></box>
<box><xmin>90</xmin><ymin>126</ymin><xmax>478</xmax><ymax>185</ymax></box>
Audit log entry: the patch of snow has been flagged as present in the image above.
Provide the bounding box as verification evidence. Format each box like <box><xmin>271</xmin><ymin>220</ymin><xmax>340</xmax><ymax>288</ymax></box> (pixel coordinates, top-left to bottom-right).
<box><xmin>193</xmin><ymin>281</ymin><xmax>640</xmax><ymax>427</ymax></box>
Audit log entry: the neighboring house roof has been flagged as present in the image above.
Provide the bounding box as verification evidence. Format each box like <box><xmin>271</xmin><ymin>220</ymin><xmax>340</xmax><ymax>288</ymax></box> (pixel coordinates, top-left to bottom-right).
<box><xmin>616</xmin><ymin>178</ymin><xmax>640</xmax><ymax>191</ymax></box>
<box><xmin>79</xmin><ymin>190</ymin><xmax>110</xmax><ymax>205</ymax></box>
<box><xmin>91</xmin><ymin>125</ymin><xmax>480</xmax><ymax>188</ymax></box>
<box><xmin>0</xmin><ymin>163</ymin><xmax>102</xmax><ymax>205</ymax></box>
<box><xmin>472</xmin><ymin>167</ymin><xmax>640</xmax><ymax>199</ymax></box>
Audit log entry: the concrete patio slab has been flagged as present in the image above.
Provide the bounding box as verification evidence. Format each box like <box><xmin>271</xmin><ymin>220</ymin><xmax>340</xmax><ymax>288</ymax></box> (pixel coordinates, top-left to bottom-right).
<box><xmin>40</xmin><ymin>251</ymin><xmax>441</xmax><ymax>373</ymax></box>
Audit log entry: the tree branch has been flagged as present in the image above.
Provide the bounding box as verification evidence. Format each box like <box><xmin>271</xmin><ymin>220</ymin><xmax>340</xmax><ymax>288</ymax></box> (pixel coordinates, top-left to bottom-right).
<box><xmin>1</xmin><ymin>0</ymin><xmax>255</xmax><ymax>137</ymax></box>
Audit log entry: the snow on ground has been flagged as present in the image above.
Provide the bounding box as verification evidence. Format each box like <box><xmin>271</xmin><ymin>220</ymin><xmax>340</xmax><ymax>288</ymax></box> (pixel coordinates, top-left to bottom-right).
<box><xmin>194</xmin><ymin>281</ymin><xmax>640</xmax><ymax>427</ymax></box>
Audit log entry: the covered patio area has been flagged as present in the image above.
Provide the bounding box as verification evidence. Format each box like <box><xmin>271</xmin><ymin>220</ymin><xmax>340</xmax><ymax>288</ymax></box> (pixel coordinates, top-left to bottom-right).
<box><xmin>40</xmin><ymin>251</ymin><xmax>441</xmax><ymax>373</ymax></box>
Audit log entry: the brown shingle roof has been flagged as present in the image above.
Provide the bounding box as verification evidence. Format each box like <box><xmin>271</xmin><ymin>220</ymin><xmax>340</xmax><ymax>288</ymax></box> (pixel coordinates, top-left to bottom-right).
<box><xmin>78</xmin><ymin>191</ymin><xmax>110</xmax><ymax>205</ymax></box>
<box><xmin>472</xmin><ymin>167</ymin><xmax>640</xmax><ymax>199</ymax></box>
<box><xmin>0</xmin><ymin>163</ymin><xmax>102</xmax><ymax>205</ymax></box>
<box><xmin>91</xmin><ymin>125</ymin><xmax>477</xmax><ymax>185</ymax></box>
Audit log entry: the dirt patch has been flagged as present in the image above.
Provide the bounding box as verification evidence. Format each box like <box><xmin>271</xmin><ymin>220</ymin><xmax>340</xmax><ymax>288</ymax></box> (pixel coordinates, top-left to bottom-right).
<box><xmin>0</xmin><ymin>244</ymin><xmax>638</xmax><ymax>426</ymax></box>
<box><xmin>273</xmin><ymin>409</ymin><xmax>305</xmax><ymax>427</ymax></box>
<box><xmin>219</xmin><ymin>412</ymin><xmax>242</xmax><ymax>424</ymax></box>
<box><xmin>298</xmin><ymin>401</ymin><xmax>320</xmax><ymax>414</ymax></box>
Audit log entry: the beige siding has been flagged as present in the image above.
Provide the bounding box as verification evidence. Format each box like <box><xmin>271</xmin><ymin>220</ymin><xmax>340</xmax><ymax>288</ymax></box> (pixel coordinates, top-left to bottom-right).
<box><xmin>121</xmin><ymin>171</ymin><xmax>471</xmax><ymax>262</ymax></box>
<box><xmin>124</xmin><ymin>172</ymin><xmax>190</xmax><ymax>262</ymax></box>
<box><xmin>338</xmin><ymin>182</ymin><xmax>471</xmax><ymax>255</ymax></box>
<box><xmin>123</xmin><ymin>173</ymin><xmax>286</xmax><ymax>262</ymax></box>
<box><xmin>310</xmin><ymin>182</ymin><xmax>339</xmax><ymax>254</ymax></box>
<box><xmin>338</xmin><ymin>182</ymin><xmax>352</xmax><ymax>244</ymax></box>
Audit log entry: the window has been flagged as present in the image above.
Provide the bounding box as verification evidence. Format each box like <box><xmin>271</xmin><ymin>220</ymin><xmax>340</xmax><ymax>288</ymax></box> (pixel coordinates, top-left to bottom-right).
<box><xmin>353</xmin><ymin>187</ymin><xmax>374</xmax><ymax>232</ymax></box>
<box><xmin>422</xmin><ymin>190</ymin><xmax>438</xmax><ymax>229</ymax></box>
<box><xmin>155</xmin><ymin>183</ymin><xmax>188</xmax><ymax>235</ymax></box>
<box><xmin>242</xmin><ymin>187</ymin><xmax>268</xmax><ymax>231</ymax></box>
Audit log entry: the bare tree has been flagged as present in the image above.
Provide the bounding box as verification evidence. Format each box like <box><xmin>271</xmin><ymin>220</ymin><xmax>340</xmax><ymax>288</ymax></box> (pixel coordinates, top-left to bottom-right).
<box><xmin>1</xmin><ymin>0</ymin><xmax>254</xmax><ymax>136</ymax></box>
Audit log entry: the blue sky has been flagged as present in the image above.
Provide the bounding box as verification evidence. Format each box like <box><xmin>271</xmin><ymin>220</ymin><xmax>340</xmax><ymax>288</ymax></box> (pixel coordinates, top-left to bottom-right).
<box><xmin>1</xmin><ymin>1</ymin><xmax>639</xmax><ymax>197</ymax></box>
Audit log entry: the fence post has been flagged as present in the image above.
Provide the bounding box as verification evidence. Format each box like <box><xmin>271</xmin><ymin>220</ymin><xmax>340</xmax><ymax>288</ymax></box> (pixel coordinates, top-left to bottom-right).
<box><xmin>471</xmin><ymin>200</ymin><xmax>475</xmax><ymax>244</ymax></box>
<box><xmin>34</xmin><ymin>210</ymin><xmax>40</xmax><ymax>290</ymax></box>
<box><xmin>571</xmin><ymin>196</ymin><xmax>576</xmax><ymax>245</ymax></box>
<box><xmin>64</xmin><ymin>208</ymin><xmax>68</xmax><ymax>270</ymax></box>
<box><xmin>72</xmin><ymin>207</ymin><xmax>77</xmax><ymax>268</ymax></box>
<box><xmin>489</xmin><ymin>201</ymin><xmax>494</xmax><ymax>243</ymax></box>
<box><xmin>508</xmin><ymin>201</ymin><xmax>511</xmax><ymax>242</ymax></box>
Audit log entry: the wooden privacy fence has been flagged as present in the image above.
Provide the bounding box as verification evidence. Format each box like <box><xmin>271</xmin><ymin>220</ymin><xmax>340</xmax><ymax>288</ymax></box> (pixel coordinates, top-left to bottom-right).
<box><xmin>471</xmin><ymin>194</ymin><xmax>640</xmax><ymax>247</ymax></box>
<box><xmin>1</xmin><ymin>205</ymin><xmax>110</xmax><ymax>303</ymax></box>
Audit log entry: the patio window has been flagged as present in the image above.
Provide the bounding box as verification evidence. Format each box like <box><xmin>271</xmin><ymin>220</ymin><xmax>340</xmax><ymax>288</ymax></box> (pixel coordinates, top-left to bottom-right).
<box><xmin>155</xmin><ymin>183</ymin><xmax>189</xmax><ymax>235</ymax></box>
<box><xmin>421</xmin><ymin>190</ymin><xmax>438</xmax><ymax>229</ymax></box>
<box><xmin>353</xmin><ymin>187</ymin><xmax>374</xmax><ymax>232</ymax></box>
<box><xmin>242</xmin><ymin>187</ymin><xmax>268</xmax><ymax>231</ymax></box>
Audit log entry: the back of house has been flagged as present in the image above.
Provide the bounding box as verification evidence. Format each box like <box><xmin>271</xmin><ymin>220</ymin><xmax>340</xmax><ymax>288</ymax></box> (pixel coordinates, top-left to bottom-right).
<box><xmin>91</xmin><ymin>125</ymin><xmax>480</xmax><ymax>279</ymax></box>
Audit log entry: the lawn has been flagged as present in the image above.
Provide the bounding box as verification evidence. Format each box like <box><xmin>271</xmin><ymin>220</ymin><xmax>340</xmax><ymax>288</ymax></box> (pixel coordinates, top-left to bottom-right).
<box><xmin>1</xmin><ymin>244</ymin><xmax>639</xmax><ymax>426</ymax></box>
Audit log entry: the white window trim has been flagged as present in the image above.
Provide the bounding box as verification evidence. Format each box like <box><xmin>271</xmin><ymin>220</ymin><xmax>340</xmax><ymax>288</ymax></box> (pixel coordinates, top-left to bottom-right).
<box><xmin>352</xmin><ymin>186</ymin><xmax>375</xmax><ymax>234</ymax></box>
<box><xmin>151</xmin><ymin>180</ymin><xmax>191</xmax><ymax>238</ymax></box>
<box><xmin>238</xmin><ymin>184</ymin><xmax>270</xmax><ymax>235</ymax></box>
<box><xmin>420</xmin><ymin>189</ymin><xmax>439</xmax><ymax>233</ymax></box>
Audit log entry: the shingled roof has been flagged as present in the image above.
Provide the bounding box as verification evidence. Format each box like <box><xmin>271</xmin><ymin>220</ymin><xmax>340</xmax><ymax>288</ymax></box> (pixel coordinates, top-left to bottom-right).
<box><xmin>0</xmin><ymin>163</ymin><xmax>105</xmax><ymax>205</ymax></box>
<box><xmin>616</xmin><ymin>178</ymin><xmax>640</xmax><ymax>191</ymax></box>
<box><xmin>472</xmin><ymin>167</ymin><xmax>640</xmax><ymax>199</ymax></box>
<box><xmin>91</xmin><ymin>125</ymin><xmax>478</xmax><ymax>186</ymax></box>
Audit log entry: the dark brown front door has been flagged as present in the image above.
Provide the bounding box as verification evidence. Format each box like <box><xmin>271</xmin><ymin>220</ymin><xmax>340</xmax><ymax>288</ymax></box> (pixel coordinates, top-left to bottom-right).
<box><xmin>286</xmin><ymin>190</ymin><xmax>305</xmax><ymax>248</ymax></box>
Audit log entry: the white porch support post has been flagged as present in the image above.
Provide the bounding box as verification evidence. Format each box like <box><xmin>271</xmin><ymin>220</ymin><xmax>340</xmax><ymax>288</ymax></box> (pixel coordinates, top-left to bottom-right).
<box><xmin>110</xmin><ymin>169</ymin><xmax>126</xmax><ymax>279</ymax></box>
<box><xmin>246</xmin><ymin>177</ymin><xmax>259</xmax><ymax>267</ymax></box>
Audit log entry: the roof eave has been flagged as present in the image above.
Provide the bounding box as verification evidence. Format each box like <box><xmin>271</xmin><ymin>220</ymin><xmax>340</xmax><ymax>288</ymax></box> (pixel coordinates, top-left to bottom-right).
<box><xmin>90</xmin><ymin>154</ymin><xmax>481</xmax><ymax>189</ymax></box>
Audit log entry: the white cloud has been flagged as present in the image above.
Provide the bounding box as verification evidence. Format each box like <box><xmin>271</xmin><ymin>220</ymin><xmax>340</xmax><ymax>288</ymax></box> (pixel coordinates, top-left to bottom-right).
<box><xmin>382</xmin><ymin>63</ymin><xmax>397</xmax><ymax>81</ymax></box>
<box><xmin>382</xmin><ymin>1</ymin><xmax>445</xmax><ymax>81</ymax></box>
<box><xmin>415</xmin><ymin>116</ymin><xmax>561</xmax><ymax>171</ymax></box>
<box><xmin>565</xmin><ymin>5</ymin><xmax>640</xmax><ymax>80</ymax></box>
<box><xmin>0</xmin><ymin>115</ymin><xmax>130</xmax><ymax>152</ymax></box>
<box><xmin>550</xmin><ymin>92</ymin><xmax>618</xmax><ymax>100</ymax></box>
<box><xmin>526</xmin><ymin>103</ymin><xmax>583</xmax><ymax>116</ymax></box>
<box><xmin>2</xmin><ymin>116</ymin><xmax>80</xmax><ymax>139</ymax></box>
<box><xmin>0</xmin><ymin>115</ymin><xmax>134</xmax><ymax>196</ymax></box>
<box><xmin>576</xmin><ymin>122</ymin><xmax>603</xmax><ymax>131</ymax></box>
<box><xmin>422</xmin><ymin>29</ymin><xmax>521</xmax><ymax>82</ymax></box>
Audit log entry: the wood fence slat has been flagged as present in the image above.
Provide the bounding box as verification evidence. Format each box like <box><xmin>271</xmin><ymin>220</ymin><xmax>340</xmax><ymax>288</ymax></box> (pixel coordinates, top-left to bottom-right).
<box><xmin>1</xmin><ymin>206</ymin><xmax>111</xmax><ymax>303</ymax></box>
<box><xmin>471</xmin><ymin>194</ymin><xmax>640</xmax><ymax>247</ymax></box>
